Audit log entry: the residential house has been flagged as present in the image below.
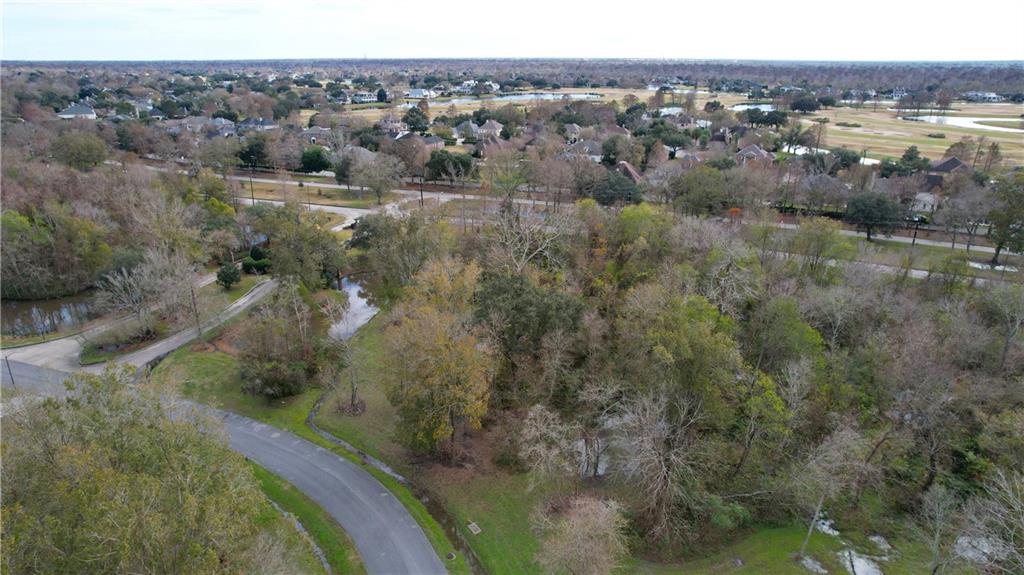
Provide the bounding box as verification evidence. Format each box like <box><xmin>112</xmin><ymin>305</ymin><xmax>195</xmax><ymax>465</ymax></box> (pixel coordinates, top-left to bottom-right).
<box><xmin>350</xmin><ymin>92</ymin><xmax>377</xmax><ymax>104</ymax></box>
<box><xmin>890</xmin><ymin>87</ymin><xmax>908</xmax><ymax>100</ymax></box>
<box><xmin>341</xmin><ymin>144</ymin><xmax>377</xmax><ymax>164</ymax></box>
<box><xmin>479</xmin><ymin>119</ymin><xmax>504</xmax><ymax>138</ymax></box>
<box><xmin>422</xmin><ymin>135</ymin><xmax>445</xmax><ymax>151</ymax></box>
<box><xmin>563</xmin><ymin>140</ymin><xmax>603</xmax><ymax>163</ymax></box>
<box><xmin>563</xmin><ymin>123</ymin><xmax>583</xmax><ymax>144</ymax></box>
<box><xmin>378</xmin><ymin>117</ymin><xmax>408</xmax><ymax>139</ymax></box>
<box><xmin>675</xmin><ymin>151</ymin><xmax>703</xmax><ymax>170</ymax></box>
<box><xmin>453</xmin><ymin>120</ymin><xmax>481</xmax><ymax>143</ymax></box>
<box><xmin>406</xmin><ymin>88</ymin><xmax>438</xmax><ymax>99</ymax></box>
<box><xmin>238</xmin><ymin>117</ymin><xmax>279</xmax><ymax>132</ymax></box>
<box><xmin>301</xmin><ymin>126</ymin><xmax>333</xmax><ymax>145</ymax></box>
<box><xmin>962</xmin><ymin>91</ymin><xmax>1004</xmax><ymax>103</ymax></box>
<box><xmin>58</xmin><ymin>102</ymin><xmax>97</xmax><ymax>120</ymax></box>
<box><xmin>735</xmin><ymin>144</ymin><xmax>772</xmax><ymax>166</ymax></box>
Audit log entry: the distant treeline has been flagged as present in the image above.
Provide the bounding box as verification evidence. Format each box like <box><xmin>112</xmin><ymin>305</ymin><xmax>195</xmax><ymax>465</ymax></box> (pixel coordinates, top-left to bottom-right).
<box><xmin>5</xmin><ymin>58</ymin><xmax>1023</xmax><ymax>93</ymax></box>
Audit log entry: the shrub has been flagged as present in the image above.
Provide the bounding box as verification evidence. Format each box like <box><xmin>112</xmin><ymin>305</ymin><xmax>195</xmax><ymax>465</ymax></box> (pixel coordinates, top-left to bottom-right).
<box><xmin>836</xmin><ymin>121</ymin><xmax>862</xmax><ymax>128</ymax></box>
<box><xmin>927</xmin><ymin>132</ymin><xmax>946</xmax><ymax>139</ymax></box>
<box><xmin>216</xmin><ymin>262</ymin><xmax>241</xmax><ymax>290</ymax></box>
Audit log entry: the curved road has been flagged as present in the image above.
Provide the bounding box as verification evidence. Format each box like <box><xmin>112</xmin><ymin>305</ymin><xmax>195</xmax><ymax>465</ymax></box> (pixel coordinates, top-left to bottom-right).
<box><xmin>2</xmin><ymin>281</ymin><xmax>447</xmax><ymax>574</ymax></box>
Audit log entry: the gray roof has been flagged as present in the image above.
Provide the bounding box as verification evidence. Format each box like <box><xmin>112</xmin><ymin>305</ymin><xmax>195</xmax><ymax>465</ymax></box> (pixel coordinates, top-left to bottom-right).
<box><xmin>59</xmin><ymin>102</ymin><xmax>96</xmax><ymax>116</ymax></box>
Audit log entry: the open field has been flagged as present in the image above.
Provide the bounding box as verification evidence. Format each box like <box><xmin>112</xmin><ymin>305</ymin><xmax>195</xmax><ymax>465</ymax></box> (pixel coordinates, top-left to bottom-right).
<box><xmin>239</xmin><ymin>179</ymin><xmax>397</xmax><ymax>209</ymax></box>
<box><xmin>798</xmin><ymin>102</ymin><xmax>1024</xmax><ymax>165</ymax></box>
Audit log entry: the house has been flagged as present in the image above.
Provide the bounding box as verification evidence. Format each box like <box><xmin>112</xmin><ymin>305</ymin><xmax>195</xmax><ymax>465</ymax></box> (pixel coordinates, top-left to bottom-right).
<box><xmin>675</xmin><ymin>151</ymin><xmax>703</xmax><ymax>169</ymax></box>
<box><xmin>735</xmin><ymin>144</ymin><xmax>772</xmax><ymax>166</ymax></box>
<box><xmin>301</xmin><ymin>126</ymin><xmax>333</xmax><ymax>145</ymax></box>
<box><xmin>406</xmin><ymin>88</ymin><xmax>437</xmax><ymax>99</ymax></box>
<box><xmin>351</xmin><ymin>92</ymin><xmax>377</xmax><ymax>104</ymax></box>
<box><xmin>930</xmin><ymin>156</ymin><xmax>970</xmax><ymax>175</ymax></box>
<box><xmin>563</xmin><ymin>140</ymin><xmax>603</xmax><ymax>163</ymax></box>
<box><xmin>890</xmin><ymin>87</ymin><xmax>908</xmax><ymax>100</ymax></box>
<box><xmin>962</xmin><ymin>91</ymin><xmax>1004</xmax><ymax>103</ymax></box>
<box><xmin>453</xmin><ymin>120</ymin><xmax>481</xmax><ymax>142</ymax></box>
<box><xmin>479</xmin><ymin>119</ymin><xmax>504</xmax><ymax>138</ymax></box>
<box><xmin>602</xmin><ymin>125</ymin><xmax>630</xmax><ymax>137</ymax></box>
<box><xmin>422</xmin><ymin>135</ymin><xmax>445</xmax><ymax>151</ymax></box>
<box><xmin>238</xmin><ymin>117</ymin><xmax>278</xmax><ymax>132</ymax></box>
<box><xmin>341</xmin><ymin>144</ymin><xmax>377</xmax><ymax>164</ymax></box>
<box><xmin>615</xmin><ymin>161</ymin><xmax>642</xmax><ymax>183</ymax></box>
<box><xmin>475</xmin><ymin>135</ymin><xmax>512</xmax><ymax>158</ymax></box>
<box><xmin>563</xmin><ymin>123</ymin><xmax>583</xmax><ymax>144</ymax></box>
<box><xmin>377</xmin><ymin>117</ymin><xmax>408</xmax><ymax>139</ymax></box>
<box><xmin>912</xmin><ymin>192</ymin><xmax>939</xmax><ymax>214</ymax></box>
<box><xmin>58</xmin><ymin>102</ymin><xmax>97</xmax><ymax>120</ymax></box>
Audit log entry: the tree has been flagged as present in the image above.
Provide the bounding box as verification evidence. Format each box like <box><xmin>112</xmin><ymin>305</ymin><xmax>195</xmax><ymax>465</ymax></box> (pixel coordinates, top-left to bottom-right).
<box><xmin>216</xmin><ymin>261</ymin><xmax>241</xmax><ymax>289</ymax></box>
<box><xmin>670</xmin><ymin>165</ymin><xmax>727</xmax><ymax>215</ymax></box>
<box><xmin>238</xmin><ymin>135</ymin><xmax>269</xmax><ymax>170</ymax></box>
<box><xmin>961</xmin><ymin>469</ymin><xmax>1024</xmax><ymax>574</ymax></box>
<box><xmin>334</xmin><ymin>153</ymin><xmax>355</xmax><ymax>188</ymax></box>
<box><xmin>381</xmin><ymin>258</ymin><xmax>492</xmax><ymax>457</ymax></box>
<box><xmin>376</xmin><ymin>87</ymin><xmax>388</xmax><ymax>102</ymax></box>
<box><xmin>402</xmin><ymin>106</ymin><xmax>430</xmax><ymax>132</ymax></box>
<box><xmin>789</xmin><ymin>217</ymin><xmax>852</xmax><ymax>279</ymax></box>
<box><xmin>51</xmin><ymin>131</ymin><xmax>108</xmax><ymax>171</ymax></box>
<box><xmin>912</xmin><ymin>484</ymin><xmax>964</xmax><ymax>575</ymax></box>
<box><xmin>979</xmin><ymin>284</ymin><xmax>1024</xmax><ymax>372</ymax></box>
<box><xmin>239</xmin><ymin>281</ymin><xmax>318</xmax><ymax>398</ymax></box>
<box><xmin>1</xmin><ymin>368</ymin><xmax>271</xmax><ymax>574</ymax></box>
<box><xmin>845</xmin><ymin>190</ymin><xmax>904</xmax><ymax>241</ymax></box>
<box><xmin>519</xmin><ymin>404</ymin><xmax>581</xmax><ymax>491</ymax></box>
<box><xmin>592</xmin><ymin>170</ymin><xmax>640</xmax><ymax>206</ymax></box>
<box><xmin>987</xmin><ymin>173</ymin><xmax>1024</xmax><ymax>265</ymax></box>
<box><xmin>426</xmin><ymin>149</ymin><xmax>473</xmax><ymax>184</ymax></box>
<box><xmin>532</xmin><ymin>496</ymin><xmax>629</xmax><ymax>575</ymax></box>
<box><xmin>790</xmin><ymin>96</ymin><xmax>821</xmax><ymax>114</ymax></box>
<box><xmin>352</xmin><ymin>153</ymin><xmax>405</xmax><ymax>205</ymax></box>
<box><xmin>299</xmin><ymin>146</ymin><xmax>331</xmax><ymax>173</ymax></box>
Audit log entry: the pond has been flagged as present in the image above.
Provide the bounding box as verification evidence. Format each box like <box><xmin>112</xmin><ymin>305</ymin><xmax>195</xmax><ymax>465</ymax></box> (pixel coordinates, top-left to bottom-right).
<box><xmin>730</xmin><ymin>103</ymin><xmax>776</xmax><ymax>112</ymax></box>
<box><xmin>1</xmin><ymin>292</ymin><xmax>98</xmax><ymax>337</ymax></box>
<box><xmin>901</xmin><ymin>115</ymin><xmax>1024</xmax><ymax>134</ymax></box>
<box><xmin>328</xmin><ymin>277</ymin><xmax>379</xmax><ymax>341</ymax></box>
<box><xmin>402</xmin><ymin>92</ymin><xmax>603</xmax><ymax>108</ymax></box>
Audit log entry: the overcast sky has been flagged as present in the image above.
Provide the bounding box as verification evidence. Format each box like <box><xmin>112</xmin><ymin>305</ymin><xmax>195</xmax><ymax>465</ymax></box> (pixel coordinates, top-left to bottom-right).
<box><xmin>3</xmin><ymin>0</ymin><xmax>1023</xmax><ymax>62</ymax></box>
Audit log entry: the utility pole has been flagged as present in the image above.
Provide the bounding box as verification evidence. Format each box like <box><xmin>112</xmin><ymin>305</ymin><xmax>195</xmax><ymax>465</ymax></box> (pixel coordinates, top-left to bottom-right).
<box><xmin>189</xmin><ymin>283</ymin><xmax>202</xmax><ymax>337</ymax></box>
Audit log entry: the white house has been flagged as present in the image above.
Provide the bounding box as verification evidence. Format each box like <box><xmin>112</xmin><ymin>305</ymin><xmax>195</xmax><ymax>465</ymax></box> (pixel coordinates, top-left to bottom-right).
<box><xmin>962</xmin><ymin>91</ymin><xmax>1004</xmax><ymax>103</ymax></box>
<box><xmin>406</xmin><ymin>88</ymin><xmax>437</xmax><ymax>99</ymax></box>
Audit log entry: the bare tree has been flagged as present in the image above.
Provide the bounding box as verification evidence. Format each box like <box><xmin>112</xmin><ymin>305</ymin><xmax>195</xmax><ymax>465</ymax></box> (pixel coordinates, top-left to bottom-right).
<box><xmin>519</xmin><ymin>404</ymin><xmax>581</xmax><ymax>492</ymax></box>
<box><xmin>912</xmin><ymin>484</ymin><xmax>965</xmax><ymax>575</ymax></box>
<box><xmin>532</xmin><ymin>496</ymin><xmax>629</xmax><ymax>575</ymax></box>
<box><xmin>961</xmin><ymin>469</ymin><xmax>1024</xmax><ymax>574</ymax></box>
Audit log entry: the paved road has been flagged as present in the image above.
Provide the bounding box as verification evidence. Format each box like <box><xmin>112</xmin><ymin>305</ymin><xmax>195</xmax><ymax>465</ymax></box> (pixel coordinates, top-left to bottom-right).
<box><xmin>1</xmin><ymin>359</ymin><xmax>446</xmax><ymax>574</ymax></box>
<box><xmin>4</xmin><ymin>278</ymin><xmax>276</xmax><ymax>373</ymax></box>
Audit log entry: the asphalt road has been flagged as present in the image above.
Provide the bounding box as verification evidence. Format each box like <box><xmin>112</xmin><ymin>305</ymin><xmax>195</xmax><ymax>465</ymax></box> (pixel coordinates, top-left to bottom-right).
<box><xmin>1</xmin><ymin>357</ymin><xmax>448</xmax><ymax>575</ymax></box>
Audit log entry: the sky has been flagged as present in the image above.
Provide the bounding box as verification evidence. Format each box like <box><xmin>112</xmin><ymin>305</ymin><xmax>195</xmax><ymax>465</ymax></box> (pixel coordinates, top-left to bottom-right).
<box><xmin>3</xmin><ymin>0</ymin><xmax>1024</xmax><ymax>62</ymax></box>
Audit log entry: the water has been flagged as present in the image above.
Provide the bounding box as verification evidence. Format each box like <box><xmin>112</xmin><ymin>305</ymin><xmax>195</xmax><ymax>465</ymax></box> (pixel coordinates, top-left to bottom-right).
<box><xmin>902</xmin><ymin>115</ymin><xmax>1024</xmax><ymax>133</ymax></box>
<box><xmin>731</xmin><ymin>103</ymin><xmax>776</xmax><ymax>112</ymax></box>
<box><xmin>328</xmin><ymin>278</ymin><xmax>379</xmax><ymax>340</ymax></box>
<box><xmin>1</xmin><ymin>292</ymin><xmax>97</xmax><ymax>337</ymax></box>
<box><xmin>403</xmin><ymin>92</ymin><xmax>603</xmax><ymax>108</ymax></box>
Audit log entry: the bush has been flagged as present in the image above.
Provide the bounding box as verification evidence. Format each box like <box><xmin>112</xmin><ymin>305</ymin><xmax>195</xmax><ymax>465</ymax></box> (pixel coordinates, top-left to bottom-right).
<box><xmin>250</xmin><ymin>245</ymin><xmax>266</xmax><ymax>260</ymax></box>
<box><xmin>241</xmin><ymin>256</ymin><xmax>270</xmax><ymax>275</ymax></box>
<box><xmin>836</xmin><ymin>121</ymin><xmax>862</xmax><ymax>128</ymax></box>
<box><xmin>927</xmin><ymin>133</ymin><xmax>946</xmax><ymax>139</ymax></box>
<box><xmin>216</xmin><ymin>262</ymin><xmax>241</xmax><ymax>290</ymax></box>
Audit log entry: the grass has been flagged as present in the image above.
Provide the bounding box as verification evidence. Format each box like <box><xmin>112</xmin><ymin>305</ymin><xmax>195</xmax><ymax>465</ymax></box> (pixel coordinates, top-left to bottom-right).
<box><xmin>797</xmin><ymin>102</ymin><xmax>1024</xmax><ymax>165</ymax></box>
<box><xmin>251</xmin><ymin>462</ymin><xmax>365</xmax><ymax>575</ymax></box>
<box><xmin>241</xmin><ymin>180</ymin><xmax>397</xmax><ymax>209</ymax></box>
<box><xmin>250</xmin><ymin>487</ymin><xmax>331</xmax><ymax>575</ymax></box>
<box><xmin>78</xmin><ymin>275</ymin><xmax>261</xmax><ymax>365</ymax></box>
<box><xmin>976</xmin><ymin>119</ymin><xmax>1024</xmax><ymax>129</ymax></box>
<box><xmin>148</xmin><ymin>326</ymin><xmax>471</xmax><ymax>575</ymax></box>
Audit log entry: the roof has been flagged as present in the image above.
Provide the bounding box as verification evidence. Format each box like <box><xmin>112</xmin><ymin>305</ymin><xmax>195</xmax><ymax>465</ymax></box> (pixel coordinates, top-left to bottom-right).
<box><xmin>566</xmin><ymin>140</ymin><xmax>602</xmax><ymax>156</ymax></box>
<box><xmin>736</xmin><ymin>144</ymin><xmax>771</xmax><ymax>159</ymax></box>
<box><xmin>423</xmin><ymin>135</ymin><xmax>444</xmax><ymax>146</ymax></box>
<box><xmin>930</xmin><ymin>156</ymin><xmax>968</xmax><ymax>174</ymax></box>
<box><xmin>615</xmin><ymin>161</ymin><xmax>642</xmax><ymax>183</ymax></box>
<box><xmin>480</xmin><ymin>119</ymin><xmax>504</xmax><ymax>132</ymax></box>
<box><xmin>59</xmin><ymin>102</ymin><xmax>96</xmax><ymax>116</ymax></box>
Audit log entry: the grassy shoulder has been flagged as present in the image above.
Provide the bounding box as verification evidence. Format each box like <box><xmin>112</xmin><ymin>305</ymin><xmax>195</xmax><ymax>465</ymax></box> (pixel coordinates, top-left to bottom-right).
<box><xmin>251</xmin><ymin>484</ymin><xmax>331</xmax><ymax>575</ymax></box>
<box><xmin>79</xmin><ymin>275</ymin><xmax>261</xmax><ymax>365</ymax></box>
<box><xmin>251</xmin><ymin>462</ymin><xmax>365</xmax><ymax>575</ymax></box>
<box><xmin>148</xmin><ymin>327</ymin><xmax>470</xmax><ymax>575</ymax></box>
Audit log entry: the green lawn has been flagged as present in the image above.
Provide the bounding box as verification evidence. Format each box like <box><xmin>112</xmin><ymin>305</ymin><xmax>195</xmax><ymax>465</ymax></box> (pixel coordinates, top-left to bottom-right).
<box><xmin>244</xmin><ymin>180</ymin><xmax>397</xmax><ymax>209</ymax></box>
<box><xmin>251</xmin><ymin>480</ymin><xmax>330</xmax><ymax>575</ymax></box>
<box><xmin>148</xmin><ymin>336</ymin><xmax>470</xmax><ymax>575</ymax></box>
<box><xmin>251</xmin><ymin>463</ymin><xmax>365</xmax><ymax>575</ymax></box>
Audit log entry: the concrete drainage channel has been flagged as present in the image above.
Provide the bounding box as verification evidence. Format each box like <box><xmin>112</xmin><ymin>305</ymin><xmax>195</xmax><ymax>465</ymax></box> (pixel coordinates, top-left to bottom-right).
<box><xmin>306</xmin><ymin>391</ymin><xmax>485</xmax><ymax>574</ymax></box>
